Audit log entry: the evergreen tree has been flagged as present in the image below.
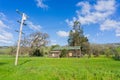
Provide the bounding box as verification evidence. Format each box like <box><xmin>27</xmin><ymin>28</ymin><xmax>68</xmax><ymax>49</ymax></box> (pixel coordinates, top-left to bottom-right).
<box><xmin>68</xmin><ymin>20</ymin><xmax>90</xmax><ymax>56</ymax></box>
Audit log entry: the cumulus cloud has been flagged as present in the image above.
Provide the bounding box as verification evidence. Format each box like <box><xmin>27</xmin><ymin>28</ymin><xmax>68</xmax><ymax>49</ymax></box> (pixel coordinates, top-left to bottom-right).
<box><xmin>100</xmin><ymin>19</ymin><xmax>120</xmax><ymax>37</ymax></box>
<box><xmin>67</xmin><ymin>0</ymin><xmax>116</xmax><ymax>25</ymax></box>
<box><xmin>36</xmin><ymin>0</ymin><xmax>48</xmax><ymax>9</ymax></box>
<box><xmin>100</xmin><ymin>19</ymin><xmax>119</xmax><ymax>31</ymax></box>
<box><xmin>57</xmin><ymin>31</ymin><xmax>69</xmax><ymax>37</ymax></box>
<box><xmin>27</xmin><ymin>21</ymin><xmax>42</xmax><ymax>31</ymax></box>
<box><xmin>76</xmin><ymin>1</ymin><xmax>91</xmax><ymax>15</ymax></box>
<box><xmin>76</xmin><ymin>0</ymin><xmax>116</xmax><ymax>25</ymax></box>
<box><xmin>94</xmin><ymin>0</ymin><xmax>115</xmax><ymax>12</ymax></box>
<box><xmin>66</xmin><ymin>0</ymin><xmax>120</xmax><ymax>37</ymax></box>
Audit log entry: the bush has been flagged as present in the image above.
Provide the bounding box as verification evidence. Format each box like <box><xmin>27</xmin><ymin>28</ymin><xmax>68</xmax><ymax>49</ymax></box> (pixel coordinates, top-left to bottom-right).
<box><xmin>59</xmin><ymin>49</ymin><xmax>68</xmax><ymax>58</ymax></box>
<box><xmin>112</xmin><ymin>47</ymin><xmax>120</xmax><ymax>60</ymax></box>
<box><xmin>114</xmin><ymin>52</ymin><xmax>120</xmax><ymax>60</ymax></box>
<box><xmin>104</xmin><ymin>48</ymin><xmax>112</xmax><ymax>57</ymax></box>
<box><xmin>29</xmin><ymin>49</ymin><xmax>43</xmax><ymax>57</ymax></box>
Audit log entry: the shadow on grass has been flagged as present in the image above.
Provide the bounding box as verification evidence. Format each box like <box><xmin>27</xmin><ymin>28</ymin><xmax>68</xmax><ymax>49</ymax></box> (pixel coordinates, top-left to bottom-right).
<box><xmin>0</xmin><ymin>62</ymin><xmax>7</xmax><ymax>65</ymax></box>
<box><xmin>20</xmin><ymin>60</ymin><xmax>31</xmax><ymax>65</ymax></box>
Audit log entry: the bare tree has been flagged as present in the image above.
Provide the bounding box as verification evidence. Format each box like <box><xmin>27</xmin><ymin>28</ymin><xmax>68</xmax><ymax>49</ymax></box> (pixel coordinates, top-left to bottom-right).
<box><xmin>29</xmin><ymin>32</ymin><xmax>49</xmax><ymax>56</ymax></box>
<box><xmin>30</xmin><ymin>32</ymin><xmax>49</xmax><ymax>48</ymax></box>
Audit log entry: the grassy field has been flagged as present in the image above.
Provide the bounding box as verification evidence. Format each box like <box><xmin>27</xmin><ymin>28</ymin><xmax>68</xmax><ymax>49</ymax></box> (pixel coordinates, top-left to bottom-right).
<box><xmin>0</xmin><ymin>55</ymin><xmax>120</xmax><ymax>80</ymax></box>
<box><xmin>0</xmin><ymin>48</ymin><xmax>11</xmax><ymax>54</ymax></box>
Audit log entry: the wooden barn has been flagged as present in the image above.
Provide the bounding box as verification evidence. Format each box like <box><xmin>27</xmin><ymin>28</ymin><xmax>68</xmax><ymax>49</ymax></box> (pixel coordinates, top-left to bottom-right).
<box><xmin>49</xmin><ymin>46</ymin><xmax>81</xmax><ymax>58</ymax></box>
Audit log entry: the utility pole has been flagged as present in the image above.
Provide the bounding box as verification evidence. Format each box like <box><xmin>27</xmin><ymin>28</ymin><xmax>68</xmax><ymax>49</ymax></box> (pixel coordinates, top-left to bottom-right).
<box><xmin>15</xmin><ymin>10</ymin><xmax>27</xmax><ymax>66</ymax></box>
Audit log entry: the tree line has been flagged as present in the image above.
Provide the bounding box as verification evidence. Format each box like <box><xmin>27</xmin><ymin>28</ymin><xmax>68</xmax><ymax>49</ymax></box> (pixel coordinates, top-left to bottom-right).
<box><xmin>10</xmin><ymin>32</ymin><xmax>49</xmax><ymax>56</ymax></box>
<box><xmin>6</xmin><ymin>20</ymin><xmax>120</xmax><ymax>60</ymax></box>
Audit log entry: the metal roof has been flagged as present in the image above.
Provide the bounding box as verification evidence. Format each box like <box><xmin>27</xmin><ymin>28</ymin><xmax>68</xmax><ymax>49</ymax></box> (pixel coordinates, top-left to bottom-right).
<box><xmin>53</xmin><ymin>46</ymin><xmax>80</xmax><ymax>50</ymax></box>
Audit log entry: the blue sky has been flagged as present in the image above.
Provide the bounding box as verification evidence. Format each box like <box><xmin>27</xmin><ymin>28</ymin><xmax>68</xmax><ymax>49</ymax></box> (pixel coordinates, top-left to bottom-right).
<box><xmin>0</xmin><ymin>0</ymin><xmax>120</xmax><ymax>46</ymax></box>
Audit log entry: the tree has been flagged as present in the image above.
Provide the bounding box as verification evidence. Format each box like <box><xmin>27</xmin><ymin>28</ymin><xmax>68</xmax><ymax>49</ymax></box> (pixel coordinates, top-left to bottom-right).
<box><xmin>18</xmin><ymin>32</ymin><xmax>49</xmax><ymax>56</ymax></box>
<box><xmin>29</xmin><ymin>32</ymin><xmax>49</xmax><ymax>56</ymax></box>
<box><xmin>91</xmin><ymin>44</ymin><xmax>101</xmax><ymax>57</ymax></box>
<box><xmin>51</xmin><ymin>45</ymin><xmax>60</xmax><ymax>50</ymax></box>
<box><xmin>19</xmin><ymin>35</ymin><xmax>31</xmax><ymax>56</ymax></box>
<box><xmin>68</xmin><ymin>20</ymin><xmax>90</xmax><ymax>56</ymax></box>
<box><xmin>9</xmin><ymin>32</ymin><xmax>49</xmax><ymax>56</ymax></box>
<box><xmin>30</xmin><ymin>32</ymin><xmax>49</xmax><ymax>48</ymax></box>
<box><xmin>68</xmin><ymin>21</ymin><xmax>83</xmax><ymax>46</ymax></box>
<box><xmin>20</xmin><ymin>35</ymin><xmax>31</xmax><ymax>47</ymax></box>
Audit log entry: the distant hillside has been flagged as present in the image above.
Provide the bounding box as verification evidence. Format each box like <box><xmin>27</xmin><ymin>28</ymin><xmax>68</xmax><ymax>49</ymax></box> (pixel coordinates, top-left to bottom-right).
<box><xmin>0</xmin><ymin>46</ymin><xmax>10</xmax><ymax>48</ymax></box>
<box><xmin>90</xmin><ymin>43</ymin><xmax>120</xmax><ymax>47</ymax></box>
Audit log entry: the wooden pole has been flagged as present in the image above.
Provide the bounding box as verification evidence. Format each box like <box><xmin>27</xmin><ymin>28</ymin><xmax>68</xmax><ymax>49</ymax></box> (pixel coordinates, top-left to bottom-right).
<box><xmin>15</xmin><ymin>13</ymin><xmax>25</xmax><ymax>66</ymax></box>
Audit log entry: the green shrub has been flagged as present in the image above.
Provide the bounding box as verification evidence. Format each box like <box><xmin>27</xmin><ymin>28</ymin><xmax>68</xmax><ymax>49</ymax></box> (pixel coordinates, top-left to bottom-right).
<box><xmin>29</xmin><ymin>49</ymin><xmax>43</xmax><ymax>57</ymax></box>
<box><xmin>59</xmin><ymin>49</ymin><xmax>68</xmax><ymax>58</ymax></box>
<box><xmin>113</xmin><ymin>47</ymin><xmax>120</xmax><ymax>60</ymax></box>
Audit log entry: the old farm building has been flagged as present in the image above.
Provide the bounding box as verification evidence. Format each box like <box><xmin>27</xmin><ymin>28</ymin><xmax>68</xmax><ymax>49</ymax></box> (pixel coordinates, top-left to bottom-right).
<box><xmin>49</xmin><ymin>46</ymin><xmax>81</xmax><ymax>58</ymax></box>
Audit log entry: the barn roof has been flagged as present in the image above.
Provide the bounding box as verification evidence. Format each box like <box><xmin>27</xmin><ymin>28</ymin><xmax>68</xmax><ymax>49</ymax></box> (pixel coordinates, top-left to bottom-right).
<box><xmin>53</xmin><ymin>46</ymin><xmax>80</xmax><ymax>50</ymax></box>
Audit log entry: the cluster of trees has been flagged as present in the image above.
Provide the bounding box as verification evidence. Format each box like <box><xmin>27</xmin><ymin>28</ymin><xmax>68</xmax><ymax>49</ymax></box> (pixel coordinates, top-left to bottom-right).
<box><xmin>10</xmin><ymin>32</ymin><xmax>49</xmax><ymax>56</ymax></box>
<box><xmin>90</xmin><ymin>44</ymin><xmax>113</xmax><ymax>57</ymax></box>
<box><xmin>67</xmin><ymin>20</ymin><xmax>120</xmax><ymax>59</ymax></box>
<box><xmin>90</xmin><ymin>44</ymin><xmax>120</xmax><ymax>60</ymax></box>
<box><xmin>8</xmin><ymin>20</ymin><xmax>120</xmax><ymax>60</ymax></box>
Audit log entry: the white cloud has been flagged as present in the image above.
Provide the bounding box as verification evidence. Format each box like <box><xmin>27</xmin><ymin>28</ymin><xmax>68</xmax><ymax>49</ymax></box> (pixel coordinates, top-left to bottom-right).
<box><xmin>0</xmin><ymin>40</ymin><xmax>12</xmax><ymax>44</ymax></box>
<box><xmin>115</xmin><ymin>28</ymin><xmax>120</xmax><ymax>37</ymax></box>
<box><xmin>57</xmin><ymin>31</ymin><xmax>69</xmax><ymax>37</ymax></box>
<box><xmin>78</xmin><ymin>0</ymin><xmax>115</xmax><ymax>25</ymax></box>
<box><xmin>0</xmin><ymin>12</ymin><xmax>6</xmax><ymax>17</ymax></box>
<box><xmin>27</xmin><ymin>21</ymin><xmax>42</xmax><ymax>31</ymax></box>
<box><xmin>67</xmin><ymin>0</ymin><xmax>116</xmax><ymax>25</ymax></box>
<box><xmin>66</xmin><ymin>0</ymin><xmax>120</xmax><ymax>37</ymax></box>
<box><xmin>94</xmin><ymin>0</ymin><xmax>115</xmax><ymax>12</ymax></box>
<box><xmin>100</xmin><ymin>19</ymin><xmax>120</xmax><ymax>37</ymax></box>
<box><xmin>100</xmin><ymin>19</ymin><xmax>120</xmax><ymax>31</ymax></box>
<box><xmin>36</xmin><ymin>0</ymin><xmax>48</xmax><ymax>9</ymax></box>
<box><xmin>116</xmin><ymin>32</ymin><xmax>120</xmax><ymax>37</ymax></box>
<box><xmin>76</xmin><ymin>1</ymin><xmax>91</xmax><ymax>15</ymax></box>
<box><xmin>0</xmin><ymin>20</ymin><xmax>9</xmax><ymax>28</ymax></box>
<box><xmin>0</xmin><ymin>31</ymin><xmax>13</xmax><ymax>40</ymax></box>
<box><xmin>0</xmin><ymin>20</ymin><xmax>13</xmax><ymax>44</ymax></box>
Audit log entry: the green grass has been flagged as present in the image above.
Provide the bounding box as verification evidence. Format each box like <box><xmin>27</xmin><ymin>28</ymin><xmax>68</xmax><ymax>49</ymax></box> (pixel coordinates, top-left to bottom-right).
<box><xmin>0</xmin><ymin>56</ymin><xmax>120</xmax><ymax>80</ymax></box>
